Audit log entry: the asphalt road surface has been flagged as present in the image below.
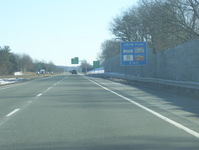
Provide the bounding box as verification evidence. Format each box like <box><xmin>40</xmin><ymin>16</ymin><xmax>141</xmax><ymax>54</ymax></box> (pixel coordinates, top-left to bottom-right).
<box><xmin>0</xmin><ymin>74</ymin><xmax>199</xmax><ymax>150</ymax></box>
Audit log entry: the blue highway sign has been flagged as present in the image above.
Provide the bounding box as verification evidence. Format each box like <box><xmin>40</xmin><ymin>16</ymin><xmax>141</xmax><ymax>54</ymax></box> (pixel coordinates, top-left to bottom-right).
<box><xmin>120</xmin><ymin>42</ymin><xmax>147</xmax><ymax>66</ymax></box>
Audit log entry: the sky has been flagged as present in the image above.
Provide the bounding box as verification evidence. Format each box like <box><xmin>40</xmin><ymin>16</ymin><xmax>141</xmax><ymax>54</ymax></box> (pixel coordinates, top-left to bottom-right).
<box><xmin>0</xmin><ymin>0</ymin><xmax>138</xmax><ymax>66</ymax></box>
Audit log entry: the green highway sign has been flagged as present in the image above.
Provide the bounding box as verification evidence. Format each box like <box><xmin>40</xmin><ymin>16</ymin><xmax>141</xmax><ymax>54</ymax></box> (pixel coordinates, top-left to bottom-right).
<box><xmin>93</xmin><ymin>61</ymin><xmax>100</xmax><ymax>68</ymax></box>
<box><xmin>71</xmin><ymin>57</ymin><xmax>79</xmax><ymax>64</ymax></box>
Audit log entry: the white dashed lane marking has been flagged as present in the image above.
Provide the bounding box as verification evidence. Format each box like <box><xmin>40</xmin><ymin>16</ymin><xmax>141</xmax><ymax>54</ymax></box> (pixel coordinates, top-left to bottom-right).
<box><xmin>6</xmin><ymin>108</ymin><xmax>20</xmax><ymax>117</ymax></box>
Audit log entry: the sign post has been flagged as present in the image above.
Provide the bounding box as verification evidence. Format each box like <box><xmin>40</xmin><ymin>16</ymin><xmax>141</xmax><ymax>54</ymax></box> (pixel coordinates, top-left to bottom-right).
<box><xmin>120</xmin><ymin>42</ymin><xmax>147</xmax><ymax>77</ymax></box>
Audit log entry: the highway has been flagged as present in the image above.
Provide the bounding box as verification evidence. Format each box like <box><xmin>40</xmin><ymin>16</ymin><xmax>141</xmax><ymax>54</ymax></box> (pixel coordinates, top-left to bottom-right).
<box><xmin>0</xmin><ymin>74</ymin><xmax>199</xmax><ymax>150</ymax></box>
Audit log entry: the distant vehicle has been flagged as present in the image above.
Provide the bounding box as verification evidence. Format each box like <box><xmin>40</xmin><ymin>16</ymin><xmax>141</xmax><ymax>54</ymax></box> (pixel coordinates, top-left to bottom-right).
<box><xmin>40</xmin><ymin>69</ymin><xmax>46</xmax><ymax>74</ymax></box>
<box><xmin>71</xmin><ymin>70</ymin><xmax>77</xmax><ymax>75</ymax></box>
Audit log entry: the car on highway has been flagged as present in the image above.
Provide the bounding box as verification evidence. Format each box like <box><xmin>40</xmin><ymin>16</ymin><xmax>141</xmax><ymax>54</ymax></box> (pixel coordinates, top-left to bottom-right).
<box><xmin>71</xmin><ymin>70</ymin><xmax>77</xmax><ymax>75</ymax></box>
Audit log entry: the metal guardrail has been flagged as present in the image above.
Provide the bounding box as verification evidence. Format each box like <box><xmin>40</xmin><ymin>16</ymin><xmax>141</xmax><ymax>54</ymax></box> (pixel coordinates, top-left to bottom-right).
<box><xmin>89</xmin><ymin>72</ymin><xmax>199</xmax><ymax>90</ymax></box>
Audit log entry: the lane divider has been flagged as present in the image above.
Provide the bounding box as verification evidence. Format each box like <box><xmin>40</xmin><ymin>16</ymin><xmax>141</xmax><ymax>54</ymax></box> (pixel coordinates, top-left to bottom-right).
<box><xmin>84</xmin><ymin>76</ymin><xmax>199</xmax><ymax>139</ymax></box>
<box><xmin>1</xmin><ymin>75</ymin><xmax>68</xmax><ymax>127</ymax></box>
<box><xmin>36</xmin><ymin>93</ymin><xmax>43</xmax><ymax>97</ymax></box>
<box><xmin>6</xmin><ymin>108</ymin><xmax>20</xmax><ymax>117</ymax></box>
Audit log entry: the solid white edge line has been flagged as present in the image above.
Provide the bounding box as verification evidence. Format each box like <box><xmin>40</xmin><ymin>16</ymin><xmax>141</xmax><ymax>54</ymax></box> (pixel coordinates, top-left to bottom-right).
<box><xmin>37</xmin><ymin>93</ymin><xmax>42</xmax><ymax>97</ymax></box>
<box><xmin>6</xmin><ymin>108</ymin><xmax>20</xmax><ymax>117</ymax></box>
<box><xmin>84</xmin><ymin>76</ymin><xmax>199</xmax><ymax>139</ymax></box>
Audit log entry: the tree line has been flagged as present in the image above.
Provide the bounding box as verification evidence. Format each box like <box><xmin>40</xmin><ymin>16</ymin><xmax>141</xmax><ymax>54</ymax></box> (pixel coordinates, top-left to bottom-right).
<box><xmin>0</xmin><ymin>46</ymin><xmax>63</xmax><ymax>75</ymax></box>
<box><xmin>98</xmin><ymin>0</ymin><xmax>199</xmax><ymax>62</ymax></box>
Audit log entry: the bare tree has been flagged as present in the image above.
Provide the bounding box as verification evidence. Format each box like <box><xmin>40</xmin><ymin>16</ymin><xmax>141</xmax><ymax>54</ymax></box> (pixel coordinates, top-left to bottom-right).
<box><xmin>109</xmin><ymin>0</ymin><xmax>199</xmax><ymax>52</ymax></box>
<box><xmin>98</xmin><ymin>39</ymin><xmax>120</xmax><ymax>62</ymax></box>
<box><xmin>110</xmin><ymin>6</ymin><xmax>147</xmax><ymax>42</ymax></box>
<box><xmin>15</xmin><ymin>54</ymin><xmax>34</xmax><ymax>72</ymax></box>
<box><xmin>167</xmin><ymin>0</ymin><xmax>199</xmax><ymax>38</ymax></box>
